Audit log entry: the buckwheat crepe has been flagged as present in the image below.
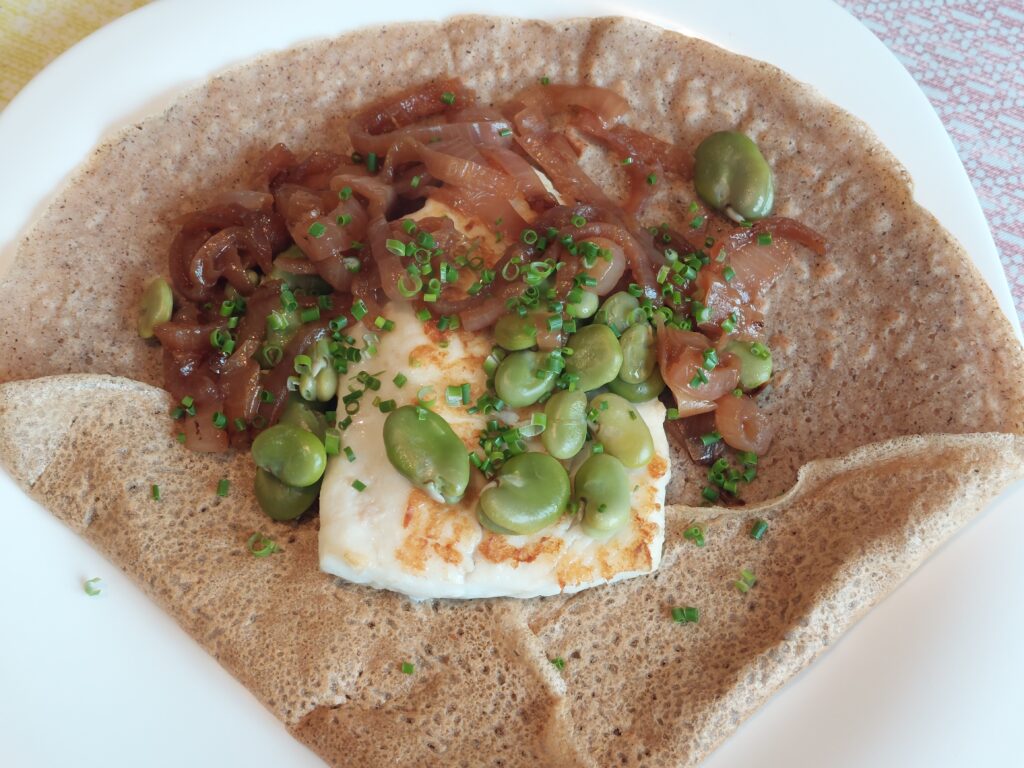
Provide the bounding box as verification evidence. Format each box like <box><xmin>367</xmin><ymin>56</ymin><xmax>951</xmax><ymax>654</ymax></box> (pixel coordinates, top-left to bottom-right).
<box><xmin>0</xmin><ymin>15</ymin><xmax>1022</xmax><ymax>767</ymax></box>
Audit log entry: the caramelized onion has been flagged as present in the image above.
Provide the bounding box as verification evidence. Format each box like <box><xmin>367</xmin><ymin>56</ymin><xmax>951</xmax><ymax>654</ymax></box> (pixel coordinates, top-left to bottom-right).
<box><xmin>714</xmin><ymin>394</ymin><xmax>772</xmax><ymax>454</ymax></box>
<box><xmin>657</xmin><ymin>325</ymin><xmax>739</xmax><ymax>417</ymax></box>
<box><xmin>516</xmin><ymin>84</ymin><xmax>630</xmax><ymax>124</ymax></box>
<box><xmin>572</xmin><ymin>108</ymin><xmax>688</xmax><ymax>174</ymax></box>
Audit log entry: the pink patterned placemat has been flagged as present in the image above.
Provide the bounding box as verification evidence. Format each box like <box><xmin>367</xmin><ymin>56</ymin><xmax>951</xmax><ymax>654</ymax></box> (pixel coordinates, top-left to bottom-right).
<box><xmin>838</xmin><ymin>0</ymin><xmax>1024</xmax><ymax>324</ymax></box>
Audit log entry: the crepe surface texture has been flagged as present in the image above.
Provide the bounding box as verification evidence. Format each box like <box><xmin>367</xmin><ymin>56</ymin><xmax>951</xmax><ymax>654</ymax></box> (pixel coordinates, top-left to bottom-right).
<box><xmin>1</xmin><ymin>15</ymin><xmax>1023</xmax><ymax>767</ymax></box>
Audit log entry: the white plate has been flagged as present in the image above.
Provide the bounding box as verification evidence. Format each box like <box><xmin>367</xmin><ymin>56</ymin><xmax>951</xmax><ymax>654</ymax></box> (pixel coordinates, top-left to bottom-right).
<box><xmin>1</xmin><ymin>2</ymin><xmax>1021</xmax><ymax>766</ymax></box>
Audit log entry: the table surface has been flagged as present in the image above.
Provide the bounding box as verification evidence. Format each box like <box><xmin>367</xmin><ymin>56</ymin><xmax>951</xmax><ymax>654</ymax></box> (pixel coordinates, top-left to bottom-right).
<box><xmin>3</xmin><ymin>0</ymin><xmax>1022</xmax><ymax>324</ymax></box>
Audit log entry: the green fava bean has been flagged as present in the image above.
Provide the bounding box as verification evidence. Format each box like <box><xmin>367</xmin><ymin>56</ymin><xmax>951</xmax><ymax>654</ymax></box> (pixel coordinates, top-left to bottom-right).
<box><xmin>542</xmin><ymin>390</ymin><xmax>588</xmax><ymax>460</ymax></box>
<box><xmin>594</xmin><ymin>291</ymin><xmax>641</xmax><ymax>336</ymax></box>
<box><xmin>478</xmin><ymin>452</ymin><xmax>570</xmax><ymax>535</ymax></box>
<box><xmin>383</xmin><ymin>405</ymin><xmax>470</xmax><ymax>504</ymax></box>
<box><xmin>278</xmin><ymin>398</ymin><xmax>328</xmax><ymax>442</ymax></box>
<box><xmin>494</xmin><ymin>351</ymin><xmax>558</xmax><ymax>408</ymax></box>
<box><xmin>251</xmin><ymin>423</ymin><xmax>327</xmax><ymax>487</ymax></box>
<box><xmin>254</xmin><ymin>468</ymin><xmax>319</xmax><ymax>521</ymax></box>
<box><xmin>618</xmin><ymin>322</ymin><xmax>656</xmax><ymax>384</ymax></box>
<box><xmin>607</xmin><ymin>366</ymin><xmax>665</xmax><ymax>403</ymax></box>
<box><xmin>565</xmin><ymin>324</ymin><xmax>623</xmax><ymax>392</ymax></box>
<box><xmin>574</xmin><ymin>453</ymin><xmax>631</xmax><ymax>537</ymax></box>
<box><xmin>589</xmin><ymin>393</ymin><xmax>654</xmax><ymax>468</ymax></box>
<box><xmin>137</xmin><ymin>276</ymin><xmax>173</xmax><ymax>339</ymax></box>
<box><xmin>476</xmin><ymin>507</ymin><xmax>518</xmax><ymax>535</ymax></box>
<box><xmin>494</xmin><ymin>313</ymin><xmax>539</xmax><ymax>351</ymax></box>
<box><xmin>725</xmin><ymin>340</ymin><xmax>773</xmax><ymax>390</ymax></box>
<box><xmin>694</xmin><ymin>131</ymin><xmax>775</xmax><ymax>221</ymax></box>
<box><xmin>566</xmin><ymin>290</ymin><xmax>599</xmax><ymax>319</ymax></box>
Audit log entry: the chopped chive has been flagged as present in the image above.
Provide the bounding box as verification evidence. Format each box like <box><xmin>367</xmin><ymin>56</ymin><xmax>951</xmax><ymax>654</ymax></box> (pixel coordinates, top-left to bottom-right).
<box><xmin>338</xmin><ymin>186</ymin><xmax>353</xmax><ymax>200</ymax></box>
<box><xmin>672</xmin><ymin>606</ymin><xmax>699</xmax><ymax>623</ymax></box>
<box><xmin>366</xmin><ymin>152</ymin><xmax>378</xmax><ymax>173</ymax></box>
<box><xmin>445</xmin><ymin>385</ymin><xmax>462</xmax><ymax>406</ymax></box>
<box><xmin>441</xmin><ymin>91</ymin><xmax>456</xmax><ymax>105</ymax></box>
<box><xmin>393</xmin><ymin>372</ymin><xmax>408</xmax><ymax>388</ymax></box>
<box><xmin>499</xmin><ymin>127</ymin><xmax>512</xmax><ymax>137</ymax></box>
<box><xmin>416</xmin><ymin>308</ymin><xmax>432</xmax><ymax>322</ymax></box>
<box><xmin>701</xmin><ymin>486</ymin><xmax>720</xmax><ymax>502</ymax></box>
<box><xmin>571</xmin><ymin>214</ymin><xmax>586</xmax><ymax>228</ymax></box>
<box><xmin>246</xmin><ymin>532</ymin><xmax>278</xmax><ymax>558</ymax></box>
<box><xmin>216</xmin><ymin>478</ymin><xmax>230</xmax><ymax>497</ymax></box>
<box><xmin>307</xmin><ymin>221</ymin><xmax>326</xmax><ymax>238</ymax></box>
<box><xmin>176</xmin><ymin>433</ymin><xmax>186</xmax><ymax>444</ymax></box>
<box><xmin>260</xmin><ymin>389</ymin><xmax>275</xmax><ymax>404</ymax></box>
<box><xmin>646</xmin><ymin>173</ymin><xmax>658</xmax><ymax>185</ymax></box>
<box><xmin>750</xmin><ymin>519</ymin><xmax>769</xmax><ymax>540</ymax></box>
<box><xmin>344</xmin><ymin>446</ymin><xmax>356</xmax><ymax>462</ymax></box>
<box><xmin>324</xmin><ymin>431</ymin><xmax>341</xmax><ymax>455</ymax></box>
<box><xmin>352</xmin><ymin>479</ymin><xmax>367</xmax><ymax>492</ymax></box>
<box><xmin>699</xmin><ymin>431</ymin><xmax>721</xmax><ymax>446</ymax></box>
<box><xmin>83</xmin><ymin>577</ymin><xmax>102</xmax><ymax>596</ymax></box>
<box><xmin>539</xmin><ymin>75</ymin><xmax>550</xmax><ymax>85</ymax></box>
<box><xmin>690</xmin><ymin>215</ymin><xmax>705</xmax><ymax>229</ymax></box>
<box><xmin>151</xmin><ymin>484</ymin><xmax>161</xmax><ymax>501</ymax></box>
<box><xmin>723</xmin><ymin>266</ymin><xmax>736</xmax><ymax>282</ymax></box>
<box><xmin>750</xmin><ymin>342</ymin><xmax>771</xmax><ymax>359</ymax></box>
<box><xmin>212</xmin><ymin>411</ymin><xmax>227</xmax><ymax>429</ymax></box>
<box><xmin>351</xmin><ymin>299</ymin><xmax>368</xmax><ymax>320</ymax></box>
<box><xmin>300</xmin><ymin>307</ymin><xmax>321</xmax><ymax>323</ymax></box>
<box><xmin>336</xmin><ymin>213</ymin><xmax>352</xmax><ymax>227</ymax></box>
<box><xmin>682</xmin><ymin>524</ymin><xmax>705</xmax><ymax>547</ymax></box>
<box><xmin>401</xmin><ymin>661</ymin><xmax>415</xmax><ymax>675</ymax></box>
<box><xmin>758</xmin><ymin>232</ymin><xmax>773</xmax><ymax>246</ymax></box>
<box><xmin>621</xmin><ymin>156</ymin><xmax>634</xmax><ymax>166</ymax></box>
<box><xmin>666</xmin><ymin>407</ymin><xmax>681</xmax><ymax>420</ymax></box>
<box><xmin>550</xmin><ymin>657</ymin><xmax>565</xmax><ymax>671</ymax></box>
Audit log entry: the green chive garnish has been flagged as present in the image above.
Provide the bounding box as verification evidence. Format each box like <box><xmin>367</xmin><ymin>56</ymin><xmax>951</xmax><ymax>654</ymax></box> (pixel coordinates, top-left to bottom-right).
<box><xmin>735</xmin><ymin>568</ymin><xmax>757</xmax><ymax>593</ymax></box>
<box><xmin>401</xmin><ymin>662</ymin><xmax>415</xmax><ymax>675</ymax></box>
<box><xmin>216</xmin><ymin>478</ymin><xmax>230</xmax><ymax>497</ymax></box>
<box><xmin>247</xmin><ymin>532</ymin><xmax>279</xmax><ymax>558</ymax></box>
<box><xmin>151</xmin><ymin>484</ymin><xmax>161</xmax><ymax>501</ymax></box>
<box><xmin>352</xmin><ymin>479</ymin><xmax>367</xmax><ymax>492</ymax></box>
<box><xmin>646</xmin><ymin>173</ymin><xmax>657</xmax><ymax>185</ymax></box>
<box><xmin>672</xmin><ymin>606</ymin><xmax>699</xmax><ymax>623</ymax></box>
<box><xmin>441</xmin><ymin>91</ymin><xmax>456</xmax><ymax>105</ymax></box>
<box><xmin>550</xmin><ymin>657</ymin><xmax>565</xmax><ymax>670</ymax></box>
<box><xmin>758</xmin><ymin>232</ymin><xmax>773</xmax><ymax>246</ymax></box>
<box><xmin>750</xmin><ymin>519</ymin><xmax>769</xmax><ymax>540</ymax></box>
<box><xmin>307</xmin><ymin>221</ymin><xmax>326</xmax><ymax>238</ymax></box>
<box><xmin>83</xmin><ymin>577</ymin><xmax>102</xmax><ymax>596</ymax></box>
<box><xmin>683</xmin><ymin>524</ymin><xmax>705</xmax><ymax>547</ymax></box>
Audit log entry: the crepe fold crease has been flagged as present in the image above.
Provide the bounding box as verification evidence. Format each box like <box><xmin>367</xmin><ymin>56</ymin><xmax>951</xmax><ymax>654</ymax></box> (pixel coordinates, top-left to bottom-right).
<box><xmin>1</xmin><ymin>15</ymin><xmax>1023</xmax><ymax>767</ymax></box>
